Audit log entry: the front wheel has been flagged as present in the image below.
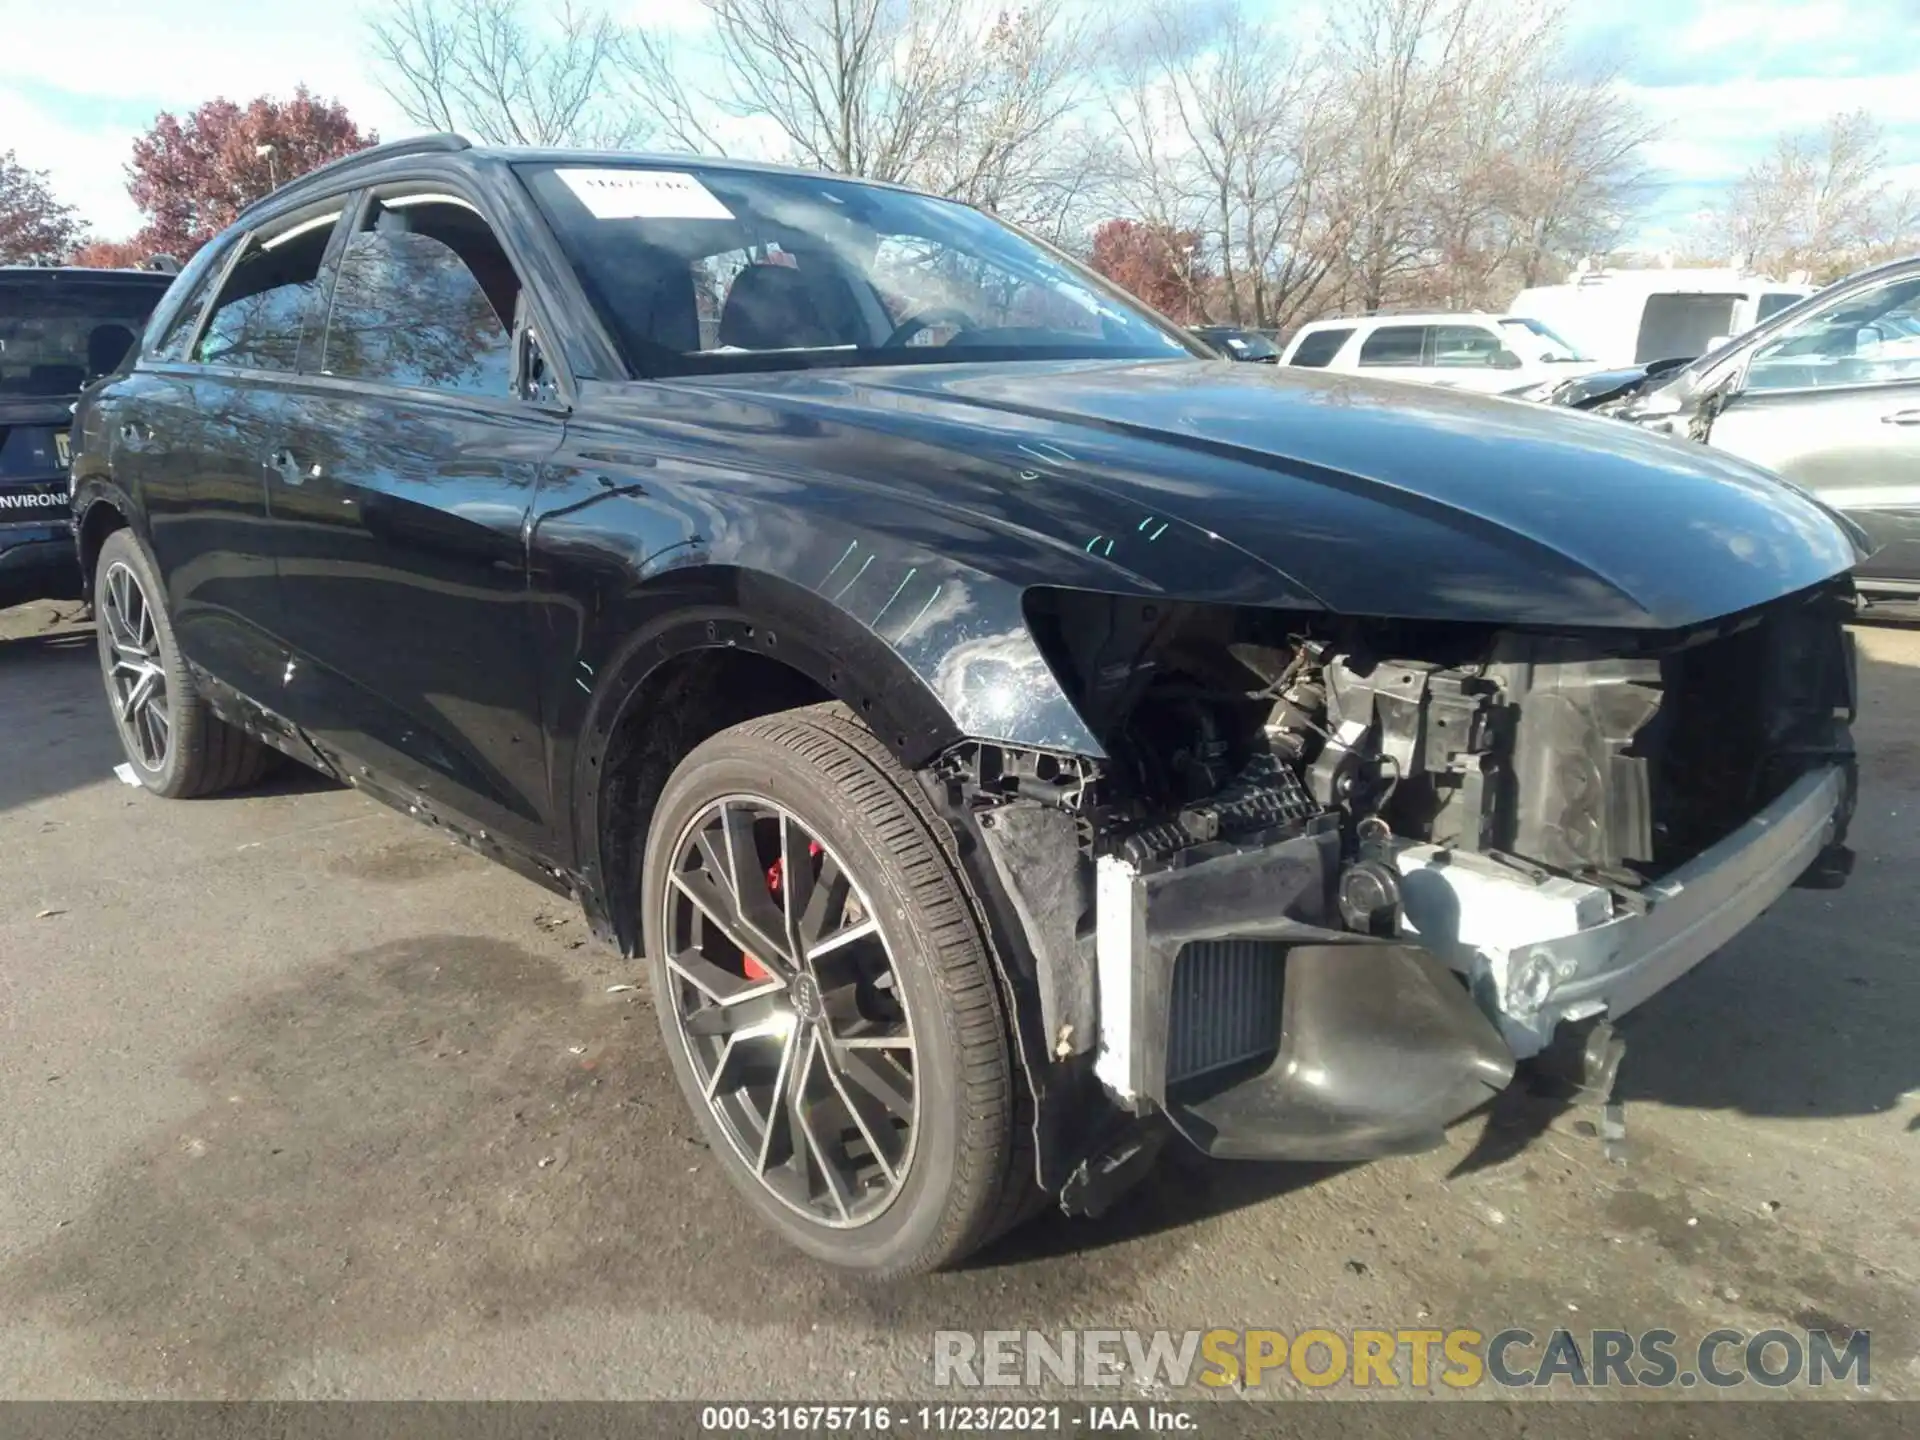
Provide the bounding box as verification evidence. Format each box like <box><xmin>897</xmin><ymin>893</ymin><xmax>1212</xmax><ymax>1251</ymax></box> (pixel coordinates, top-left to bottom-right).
<box><xmin>94</xmin><ymin>528</ymin><xmax>275</xmax><ymax>798</ymax></box>
<box><xmin>641</xmin><ymin>703</ymin><xmax>1027</xmax><ymax>1276</ymax></box>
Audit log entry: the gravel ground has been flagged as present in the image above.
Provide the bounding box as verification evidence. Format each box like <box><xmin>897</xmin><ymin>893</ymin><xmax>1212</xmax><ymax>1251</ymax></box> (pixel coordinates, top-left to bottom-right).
<box><xmin>1</xmin><ymin>597</ymin><xmax>1915</xmax><ymax>1404</ymax></box>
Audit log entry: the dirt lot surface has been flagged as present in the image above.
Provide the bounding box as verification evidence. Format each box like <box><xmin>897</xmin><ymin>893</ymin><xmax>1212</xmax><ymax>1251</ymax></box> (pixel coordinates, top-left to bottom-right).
<box><xmin>1</xmin><ymin>598</ymin><xmax>1915</xmax><ymax>1403</ymax></box>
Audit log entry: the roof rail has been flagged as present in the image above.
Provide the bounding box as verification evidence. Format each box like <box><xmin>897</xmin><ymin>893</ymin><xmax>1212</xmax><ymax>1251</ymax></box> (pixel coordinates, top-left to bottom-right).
<box><xmin>236</xmin><ymin>132</ymin><xmax>473</xmax><ymax>221</ymax></box>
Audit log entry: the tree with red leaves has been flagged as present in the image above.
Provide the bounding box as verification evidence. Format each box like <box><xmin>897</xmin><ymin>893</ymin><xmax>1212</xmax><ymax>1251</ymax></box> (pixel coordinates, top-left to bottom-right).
<box><xmin>127</xmin><ymin>88</ymin><xmax>377</xmax><ymax>259</ymax></box>
<box><xmin>1087</xmin><ymin>218</ymin><xmax>1206</xmax><ymax>322</ymax></box>
<box><xmin>0</xmin><ymin>149</ymin><xmax>85</xmax><ymax>265</ymax></box>
<box><xmin>68</xmin><ymin>238</ymin><xmax>152</xmax><ymax>270</ymax></box>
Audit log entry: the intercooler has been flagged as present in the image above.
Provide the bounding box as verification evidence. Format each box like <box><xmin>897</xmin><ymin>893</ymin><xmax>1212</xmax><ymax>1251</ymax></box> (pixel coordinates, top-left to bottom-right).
<box><xmin>1164</xmin><ymin>939</ymin><xmax>1286</xmax><ymax>1087</ymax></box>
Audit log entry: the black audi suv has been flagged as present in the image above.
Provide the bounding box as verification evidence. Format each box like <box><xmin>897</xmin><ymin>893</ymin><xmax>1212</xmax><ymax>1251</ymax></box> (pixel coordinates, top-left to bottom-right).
<box><xmin>1</xmin><ymin>266</ymin><xmax>171</xmax><ymax>607</ymax></box>
<box><xmin>71</xmin><ymin>135</ymin><xmax>1862</xmax><ymax>1275</ymax></box>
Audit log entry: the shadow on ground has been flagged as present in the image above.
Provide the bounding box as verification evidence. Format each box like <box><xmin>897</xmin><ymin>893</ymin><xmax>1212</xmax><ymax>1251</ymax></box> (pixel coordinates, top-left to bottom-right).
<box><xmin>0</xmin><ymin>616</ymin><xmax>123</xmax><ymax>815</ymax></box>
<box><xmin>4</xmin><ymin>936</ymin><xmax>1272</xmax><ymax>1395</ymax></box>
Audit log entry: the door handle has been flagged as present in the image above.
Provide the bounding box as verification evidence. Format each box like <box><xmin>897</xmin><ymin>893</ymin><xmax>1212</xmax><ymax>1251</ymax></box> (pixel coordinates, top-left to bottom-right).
<box><xmin>1880</xmin><ymin>409</ymin><xmax>1920</xmax><ymax>425</ymax></box>
<box><xmin>265</xmin><ymin>448</ymin><xmax>321</xmax><ymax>484</ymax></box>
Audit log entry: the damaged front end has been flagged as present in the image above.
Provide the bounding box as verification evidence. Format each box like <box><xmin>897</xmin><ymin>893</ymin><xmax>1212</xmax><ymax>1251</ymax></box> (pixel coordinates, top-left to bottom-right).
<box><xmin>927</xmin><ymin>582</ymin><xmax>1859</xmax><ymax>1196</ymax></box>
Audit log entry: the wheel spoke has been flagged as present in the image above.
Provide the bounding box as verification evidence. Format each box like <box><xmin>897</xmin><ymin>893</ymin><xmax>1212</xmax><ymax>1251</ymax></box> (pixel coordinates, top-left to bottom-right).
<box><xmin>685</xmin><ymin>806</ymin><xmax>794</xmax><ymax>971</ymax></box>
<box><xmin>702</xmin><ymin>1013</ymin><xmax>790</xmax><ymax>1100</ymax></box>
<box><xmin>668</xmin><ymin>871</ymin><xmax>795</xmax><ymax>983</ymax></box>
<box><xmin>835</xmin><ymin>1046</ymin><xmax>914</xmax><ymax>1123</ymax></box>
<box><xmin>798</xmin><ymin>851</ymin><xmax>852</xmax><ymax>949</ymax></box>
<box><xmin>818</xmin><ymin>1034</ymin><xmax>904</xmax><ymax>1183</ymax></box>
<box><xmin>755</xmin><ymin>1023</ymin><xmax>802</xmax><ymax>1175</ymax></box>
<box><xmin>788</xmin><ymin>1030</ymin><xmax>853</xmax><ymax>1221</ymax></box>
<box><xmin>840</xmin><ymin>1031</ymin><xmax>914</xmax><ymax>1050</ymax></box>
<box><xmin>807</xmin><ymin>917</ymin><xmax>878</xmax><ymax>962</ymax></box>
<box><xmin>123</xmin><ymin>667</ymin><xmax>160</xmax><ymax>720</ymax></box>
<box><xmin>665</xmin><ymin>942</ymin><xmax>785</xmax><ymax>1008</ymax></box>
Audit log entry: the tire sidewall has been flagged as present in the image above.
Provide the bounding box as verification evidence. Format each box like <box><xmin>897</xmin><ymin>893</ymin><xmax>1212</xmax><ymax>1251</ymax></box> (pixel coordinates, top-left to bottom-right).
<box><xmin>95</xmin><ymin>529</ymin><xmax>193</xmax><ymax>796</ymax></box>
<box><xmin>641</xmin><ymin>737</ymin><xmax>976</xmax><ymax>1274</ymax></box>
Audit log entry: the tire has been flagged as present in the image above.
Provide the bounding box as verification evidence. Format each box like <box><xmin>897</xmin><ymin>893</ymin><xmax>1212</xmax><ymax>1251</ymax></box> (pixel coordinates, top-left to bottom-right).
<box><xmin>641</xmin><ymin>702</ymin><xmax>1026</xmax><ymax>1276</ymax></box>
<box><xmin>94</xmin><ymin>528</ymin><xmax>275</xmax><ymax>799</ymax></box>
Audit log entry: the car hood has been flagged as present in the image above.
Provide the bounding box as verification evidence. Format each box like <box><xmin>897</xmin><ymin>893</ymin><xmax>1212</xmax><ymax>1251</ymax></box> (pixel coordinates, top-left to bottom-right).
<box><xmin>649</xmin><ymin>359</ymin><xmax>1864</xmax><ymax>630</ymax></box>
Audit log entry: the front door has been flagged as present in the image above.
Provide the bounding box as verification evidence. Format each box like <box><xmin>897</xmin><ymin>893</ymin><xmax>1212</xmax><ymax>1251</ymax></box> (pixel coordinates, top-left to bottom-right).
<box><xmin>1708</xmin><ymin>269</ymin><xmax>1920</xmax><ymax>588</ymax></box>
<box><xmin>263</xmin><ymin>188</ymin><xmax>562</xmax><ymax>848</ymax></box>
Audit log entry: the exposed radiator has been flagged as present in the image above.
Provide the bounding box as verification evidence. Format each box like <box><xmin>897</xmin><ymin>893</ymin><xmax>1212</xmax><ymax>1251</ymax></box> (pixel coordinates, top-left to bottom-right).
<box><xmin>1165</xmin><ymin>939</ymin><xmax>1286</xmax><ymax>1087</ymax></box>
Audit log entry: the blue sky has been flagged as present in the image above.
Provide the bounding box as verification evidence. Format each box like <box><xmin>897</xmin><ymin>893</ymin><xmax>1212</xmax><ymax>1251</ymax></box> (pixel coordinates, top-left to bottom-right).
<box><xmin>3</xmin><ymin>0</ymin><xmax>1918</xmax><ymax>253</ymax></box>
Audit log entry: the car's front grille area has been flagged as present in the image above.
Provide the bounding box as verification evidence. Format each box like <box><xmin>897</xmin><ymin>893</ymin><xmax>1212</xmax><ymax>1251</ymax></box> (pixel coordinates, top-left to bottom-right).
<box><xmin>1165</xmin><ymin>940</ymin><xmax>1285</xmax><ymax>1087</ymax></box>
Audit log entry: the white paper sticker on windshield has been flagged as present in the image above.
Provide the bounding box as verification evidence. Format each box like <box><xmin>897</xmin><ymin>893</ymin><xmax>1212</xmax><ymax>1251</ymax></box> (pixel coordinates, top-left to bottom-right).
<box><xmin>556</xmin><ymin>168</ymin><xmax>735</xmax><ymax>221</ymax></box>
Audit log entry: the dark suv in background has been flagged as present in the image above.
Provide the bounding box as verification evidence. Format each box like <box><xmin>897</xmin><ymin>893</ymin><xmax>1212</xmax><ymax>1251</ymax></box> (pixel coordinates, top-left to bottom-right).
<box><xmin>1</xmin><ymin>267</ymin><xmax>172</xmax><ymax>607</ymax></box>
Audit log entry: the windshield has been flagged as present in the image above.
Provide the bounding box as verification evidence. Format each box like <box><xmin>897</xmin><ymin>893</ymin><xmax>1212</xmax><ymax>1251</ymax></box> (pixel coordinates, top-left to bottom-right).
<box><xmin>0</xmin><ymin>274</ymin><xmax>170</xmax><ymax>397</ymax></box>
<box><xmin>519</xmin><ymin>163</ymin><xmax>1201</xmax><ymax>377</ymax></box>
<box><xmin>1498</xmin><ymin>316</ymin><xmax>1589</xmax><ymax>363</ymax></box>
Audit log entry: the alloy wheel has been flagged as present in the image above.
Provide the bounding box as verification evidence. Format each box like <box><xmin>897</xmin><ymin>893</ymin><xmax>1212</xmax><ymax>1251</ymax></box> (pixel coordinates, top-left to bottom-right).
<box><xmin>101</xmin><ymin>560</ymin><xmax>171</xmax><ymax>770</ymax></box>
<box><xmin>661</xmin><ymin>795</ymin><xmax>919</xmax><ymax>1228</ymax></box>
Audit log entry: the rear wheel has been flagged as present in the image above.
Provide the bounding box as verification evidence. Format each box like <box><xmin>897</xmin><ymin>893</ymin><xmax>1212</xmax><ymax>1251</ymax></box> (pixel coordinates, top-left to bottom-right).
<box><xmin>641</xmin><ymin>703</ymin><xmax>1025</xmax><ymax>1276</ymax></box>
<box><xmin>94</xmin><ymin>529</ymin><xmax>274</xmax><ymax>798</ymax></box>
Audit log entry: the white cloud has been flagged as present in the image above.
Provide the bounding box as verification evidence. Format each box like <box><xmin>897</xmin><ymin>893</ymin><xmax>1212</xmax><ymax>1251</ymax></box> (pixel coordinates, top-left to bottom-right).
<box><xmin>0</xmin><ymin>90</ymin><xmax>146</xmax><ymax>237</ymax></box>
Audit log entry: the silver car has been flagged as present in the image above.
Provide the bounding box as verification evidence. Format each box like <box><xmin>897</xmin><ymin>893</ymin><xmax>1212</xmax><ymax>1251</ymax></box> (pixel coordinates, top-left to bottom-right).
<box><xmin>1553</xmin><ymin>256</ymin><xmax>1920</xmax><ymax>603</ymax></box>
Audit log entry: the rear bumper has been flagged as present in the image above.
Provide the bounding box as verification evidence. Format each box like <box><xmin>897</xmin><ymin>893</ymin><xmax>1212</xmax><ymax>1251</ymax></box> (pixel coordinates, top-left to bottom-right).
<box><xmin>1092</xmin><ymin>764</ymin><xmax>1853</xmax><ymax>1161</ymax></box>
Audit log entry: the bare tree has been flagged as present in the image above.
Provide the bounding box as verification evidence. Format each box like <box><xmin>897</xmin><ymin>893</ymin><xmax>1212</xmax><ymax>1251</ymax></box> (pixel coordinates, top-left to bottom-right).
<box><xmin>629</xmin><ymin>0</ymin><xmax>1096</xmax><ymax>227</ymax></box>
<box><xmin>1714</xmin><ymin>110</ymin><xmax>1917</xmax><ymax>278</ymax></box>
<box><xmin>368</xmin><ymin>0</ymin><xmax>648</xmax><ymax>147</ymax></box>
<box><xmin>1415</xmin><ymin>3</ymin><xmax>1653</xmax><ymax>303</ymax></box>
<box><xmin>1107</xmin><ymin>3</ymin><xmax>1351</xmax><ymax>329</ymax></box>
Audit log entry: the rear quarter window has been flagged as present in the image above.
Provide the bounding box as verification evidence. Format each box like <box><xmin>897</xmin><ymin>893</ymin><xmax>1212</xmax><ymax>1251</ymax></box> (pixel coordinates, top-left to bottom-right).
<box><xmin>1287</xmin><ymin>328</ymin><xmax>1352</xmax><ymax>367</ymax></box>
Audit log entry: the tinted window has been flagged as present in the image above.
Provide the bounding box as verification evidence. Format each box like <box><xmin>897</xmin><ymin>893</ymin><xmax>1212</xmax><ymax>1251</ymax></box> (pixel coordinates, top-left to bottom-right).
<box><xmin>0</xmin><ymin>274</ymin><xmax>170</xmax><ymax>396</ymax></box>
<box><xmin>1745</xmin><ymin>274</ymin><xmax>1920</xmax><ymax>392</ymax></box>
<box><xmin>147</xmin><ymin>240</ymin><xmax>234</xmax><ymax>362</ymax></box>
<box><xmin>1633</xmin><ymin>293</ymin><xmax>1737</xmax><ymax>364</ymax></box>
<box><xmin>1756</xmin><ymin>292</ymin><xmax>1803</xmax><ymax>323</ymax></box>
<box><xmin>1287</xmin><ymin>328</ymin><xmax>1352</xmax><ymax>367</ymax></box>
<box><xmin>1357</xmin><ymin>325</ymin><xmax>1426</xmax><ymax>366</ymax></box>
<box><xmin>1430</xmin><ymin>324</ymin><xmax>1503</xmax><ymax>367</ymax></box>
<box><xmin>518</xmin><ymin>162</ymin><xmax>1197</xmax><ymax>376</ymax></box>
<box><xmin>320</xmin><ymin>213</ymin><xmax>515</xmax><ymax>397</ymax></box>
<box><xmin>195</xmin><ymin>211</ymin><xmax>342</xmax><ymax>372</ymax></box>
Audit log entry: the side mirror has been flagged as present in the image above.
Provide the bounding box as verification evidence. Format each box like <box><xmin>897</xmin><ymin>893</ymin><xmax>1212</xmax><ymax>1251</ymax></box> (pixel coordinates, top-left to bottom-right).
<box><xmin>1493</xmin><ymin>348</ymin><xmax>1524</xmax><ymax>370</ymax></box>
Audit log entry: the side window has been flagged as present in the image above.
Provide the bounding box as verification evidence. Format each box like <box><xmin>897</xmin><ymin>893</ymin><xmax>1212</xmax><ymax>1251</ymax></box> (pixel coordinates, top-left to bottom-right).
<box><xmin>194</xmin><ymin>210</ymin><xmax>343</xmax><ymax>371</ymax></box>
<box><xmin>1287</xmin><ymin>328</ymin><xmax>1351</xmax><ymax>367</ymax></box>
<box><xmin>147</xmin><ymin>244</ymin><xmax>231</xmax><ymax>362</ymax></box>
<box><xmin>1357</xmin><ymin>325</ymin><xmax>1427</xmax><ymax>367</ymax></box>
<box><xmin>1745</xmin><ymin>274</ymin><xmax>1920</xmax><ymax>393</ymax></box>
<box><xmin>319</xmin><ymin>195</ymin><xmax>519</xmax><ymax>397</ymax></box>
<box><xmin>1430</xmin><ymin>324</ymin><xmax>1504</xmax><ymax>367</ymax></box>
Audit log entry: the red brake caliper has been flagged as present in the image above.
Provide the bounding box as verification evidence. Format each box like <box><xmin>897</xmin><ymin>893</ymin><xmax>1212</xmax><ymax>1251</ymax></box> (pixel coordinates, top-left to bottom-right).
<box><xmin>744</xmin><ymin>841</ymin><xmax>824</xmax><ymax>981</ymax></box>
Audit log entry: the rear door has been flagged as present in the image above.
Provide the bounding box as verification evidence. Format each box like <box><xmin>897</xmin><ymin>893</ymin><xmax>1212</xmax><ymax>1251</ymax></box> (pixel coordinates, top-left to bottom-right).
<box><xmin>112</xmin><ymin>201</ymin><xmax>351</xmax><ymax>700</ymax></box>
<box><xmin>1707</xmin><ymin>268</ymin><xmax>1920</xmax><ymax>588</ymax></box>
<box><xmin>263</xmin><ymin>184</ymin><xmax>562</xmax><ymax>847</ymax></box>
